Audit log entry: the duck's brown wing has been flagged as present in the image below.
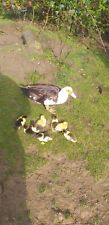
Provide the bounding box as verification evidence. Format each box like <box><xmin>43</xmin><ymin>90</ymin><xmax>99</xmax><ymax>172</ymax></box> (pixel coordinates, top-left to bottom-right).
<box><xmin>22</xmin><ymin>84</ymin><xmax>61</xmax><ymax>103</ymax></box>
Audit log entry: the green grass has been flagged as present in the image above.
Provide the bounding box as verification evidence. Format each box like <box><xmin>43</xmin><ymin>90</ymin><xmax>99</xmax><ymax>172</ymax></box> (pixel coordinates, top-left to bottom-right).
<box><xmin>1</xmin><ymin>21</ymin><xmax>109</xmax><ymax>178</ymax></box>
<box><xmin>0</xmin><ymin>17</ymin><xmax>14</xmax><ymax>24</ymax></box>
<box><xmin>24</xmin><ymin>24</ymin><xmax>39</xmax><ymax>34</ymax></box>
<box><xmin>25</xmin><ymin>70</ymin><xmax>41</xmax><ymax>84</ymax></box>
<box><xmin>30</xmin><ymin>48</ymin><xmax>56</xmax><ymax>63</ymax></box>
<box><xmin>0</xmin><ymin>73</ymin><xmax>30</xmax><ymax>174</ymax></box>
<box><xmin>25</xmin><ymin>153</ymin><xmax>47</xmax><ymax>175</ymax></box>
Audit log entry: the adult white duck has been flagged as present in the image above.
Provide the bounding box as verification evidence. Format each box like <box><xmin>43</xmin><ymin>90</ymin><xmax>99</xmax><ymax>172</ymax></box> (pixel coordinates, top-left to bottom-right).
<box><xmin>21</xmin><ymin>84</ymin><xmax>77</xmax><ymax>113</ymax></box>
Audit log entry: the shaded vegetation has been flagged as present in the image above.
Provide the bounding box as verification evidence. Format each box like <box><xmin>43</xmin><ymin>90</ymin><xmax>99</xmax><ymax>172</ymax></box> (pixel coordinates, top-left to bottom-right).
<box><xmin>0</xmin><ymin>73</ymin><xmax>30</xmax><ymax>173</ymax></box>
<box><xmin>0</xmin><ymin>73</ymin><xmax>31</xmax><ymax>224</ymax></box>
<box><xmin>1</xmin><ymin>0</ymin><xmax>109</xmax><ymax>37</ymax></box>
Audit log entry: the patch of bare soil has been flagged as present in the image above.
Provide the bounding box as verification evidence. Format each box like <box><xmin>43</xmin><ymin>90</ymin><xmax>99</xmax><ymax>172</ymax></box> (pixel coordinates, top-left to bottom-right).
<box><xmin>0</xmin><ymin>23</ymin><xmax>57</xmax><ymax>82</ymax></box>
<box><xmin>0</xmin><ymin>23</ymin><xmax>22</xmax><ymax>45</ymax></box>
<box><xmin>39</xmin><ymin>36</ymin><xmax>71</xmax><ymax>60</ymax></box>
<box><xmin>25</xmin><ymin>154</ymin><xmax>109</xmax><ymax>225</ymax></box>
<box><xmin>0</xmin><ymin>51</ymin><xmax>56</xmax><ymax>81</ymax></box>
<box><xmin>0</xmin><ymin>22</ymin><xmax>72</xmax><ymax>82</ymax></box>
<box><xmin>1</xmin><ymin>153</ymin><xmax>109</xmax><ymax>225</ymax></box>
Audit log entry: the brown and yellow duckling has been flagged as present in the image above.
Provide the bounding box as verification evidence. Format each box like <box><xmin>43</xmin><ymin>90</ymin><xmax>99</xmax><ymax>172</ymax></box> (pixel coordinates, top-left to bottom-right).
<box><xmin>36</xmin><ymin>114</ymin><xmax>47</xmax><ymax>128</ymax></box>
<box><xmin>15</xmin><ymin>115</ymin><xmax>27</xmax><ymax>129</ymax></box>
<box><xmin>36</xmin><ymin>131</ymin><xmax>53</xmax><ymax>144</ymax></box>
<box><xmin>23</xmin><ymin>121</ymin><xmax>40</xmax><ymax>134</ymax></box>
<box><xmin>23</xmin><ymin>125</ymin><xmax>35</xmax><ymax>135</ymax></box>
<box><xmin>63</xmin><ymin>130</ymin><xmax>77</xmax><ymax>143</ymax></box>
<box><xmin>51</xmin><ymin>115</ymin><xmax>68</xmax><ymax>132</ymax></box>
<box><xmin>50</xmin><ymin>114</ymin><xmax>59</xmax><ymax>131</ymax></box>
<box><xmin>54</xmin><ymin>121</ymin><xmax>68</xmax><ymax>132</ymax></box>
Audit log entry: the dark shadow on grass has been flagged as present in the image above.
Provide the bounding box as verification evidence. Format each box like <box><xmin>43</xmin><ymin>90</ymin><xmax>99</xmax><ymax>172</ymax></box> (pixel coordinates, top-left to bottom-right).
<box><xmin>0</xmin><ymin>73</ymin><xmax>31</xmax><ymax>225</ymax></box>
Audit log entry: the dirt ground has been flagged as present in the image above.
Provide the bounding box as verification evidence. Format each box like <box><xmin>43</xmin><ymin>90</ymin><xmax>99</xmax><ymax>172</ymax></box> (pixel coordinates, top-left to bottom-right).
<box><xmin>1</xmin><ymin>152</ymin><xmax>109</xmax><ymax>225</ymax></box>
<box><xmin>0</xmin><ymin>22</ymin><xmax>109</xmax><ymax>225</ymax></box>
<box><xmin>0</xmin><ymin>22</ymin><xmax>57</xmax><ymax>82</ymax></box>
<box><xmin>26</xmin><ymin>153</ymin><xmax>109</xmax><ymax>225</ymax></box>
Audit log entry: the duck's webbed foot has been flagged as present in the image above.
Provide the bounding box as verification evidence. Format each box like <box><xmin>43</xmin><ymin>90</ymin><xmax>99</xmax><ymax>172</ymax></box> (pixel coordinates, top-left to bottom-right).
<box><xmin>45</xmin><ymin>105</ymin><xmax>56</xmax><ymax>114</ymax></box>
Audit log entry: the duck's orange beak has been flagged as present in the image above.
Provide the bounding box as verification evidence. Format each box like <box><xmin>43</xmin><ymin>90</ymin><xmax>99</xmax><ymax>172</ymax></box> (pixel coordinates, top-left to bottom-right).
<box><xmin>71</xmin><ymin>91</ymin><xmax>77</xmax><ymax>99</ymax></box>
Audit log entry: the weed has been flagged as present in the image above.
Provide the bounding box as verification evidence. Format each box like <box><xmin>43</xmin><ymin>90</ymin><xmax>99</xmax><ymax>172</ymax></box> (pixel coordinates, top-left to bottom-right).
<box><xmin>37</xmin><ymin>182</ymin><xmax>47</xmax><ymax>193</ymax></box>
<box><xmin>63</xmin><ymin>209</ymin><xmax>71</xmax><ymax>219</ymax></box>
<box><xmin>93</xmin><ymin>215</ymin><xmax>101</xmax><ymax>225</ymax></box>
<box><xmin>79</xmin><ymin>197</ymin><xmax>88</xmax><ymax>208</ymax></box>
<box><xmin>25</xmin><ymin>71</ymin><xmax>41</xmax><ymax>84</ymax></box>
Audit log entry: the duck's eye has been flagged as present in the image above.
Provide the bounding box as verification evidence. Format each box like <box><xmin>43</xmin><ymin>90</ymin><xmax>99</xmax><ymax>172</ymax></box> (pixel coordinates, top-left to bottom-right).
<box><xmin>67</xmin><ymin>89</ymin><xmax>72</xmax><ymax>94</ymax></box>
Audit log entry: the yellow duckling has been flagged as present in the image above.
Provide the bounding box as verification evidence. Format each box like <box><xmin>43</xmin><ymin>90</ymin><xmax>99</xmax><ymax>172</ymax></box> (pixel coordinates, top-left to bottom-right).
<box><xmin>36</xmin><ymin>114</ymin><xmax>47</xmax><ymax>128</ymax></box>
<box><xmin>36</xmin><ymin>131</ymin><xmax>53</xmax><ymax>144</ymax></box>
<box><xmin>63</xmin><ymin>130</ymin><xmax>77</xmax><ymax>143</ymax></box>
<box><xmin>15</xmin><ymin>115</ymin><xmax>27</xmax><ymax>129</ymax></box>
<box><xmin>54</xmin><ymin>121</ymin><xmax>68</xmax><ymax>132</ymax></box>
<box><xmin>51</xmin><ymin>115</ymin><xmax>68</xmax><ymax>132</ymax></box>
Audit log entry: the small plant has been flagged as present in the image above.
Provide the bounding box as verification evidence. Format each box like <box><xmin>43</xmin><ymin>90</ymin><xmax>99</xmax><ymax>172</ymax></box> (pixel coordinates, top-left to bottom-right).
<box><xmin>63</xmin><ymin>209</ymin><xmax>71</xmax><ymax>219</ymax></box>
<box><xmin>38</xmin><ymin>182</ymin><xmax>47</xmax><ymax>193</ymax></box>
<box><xmin>52</xmin><ymin>171</ymin><xmax>59</xmax><ymax>180</ymax></box>
<box><xmin>79</xmin><ymin>197</ymin><xmax>88</xmax><ymax>208</ymax></box>
<box><xmin>94</xmin><ymin>215</ymin><xmax>101</xmax><ymax>225</ymax></box>
<box><xmin>25</xmin><ymin>71</ymin><xmax>41</xmax><ymax>84</ymax></box>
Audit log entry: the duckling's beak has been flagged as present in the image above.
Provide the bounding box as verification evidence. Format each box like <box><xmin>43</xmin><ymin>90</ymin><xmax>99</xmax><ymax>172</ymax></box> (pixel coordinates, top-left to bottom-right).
<box><xmin>71</xmin><ymin>91</ymin><xmax>77</xmax><ymax>99</ymax></box>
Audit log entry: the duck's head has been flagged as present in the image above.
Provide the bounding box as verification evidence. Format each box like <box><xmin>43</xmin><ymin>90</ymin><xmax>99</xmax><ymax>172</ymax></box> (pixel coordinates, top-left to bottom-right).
<box><xmin>63</xmin><ymin>87</ymin><xmax>77</xmax><ymax>99</ymax></box>
<box><xmin>22</xmin><ymin>115</ymin><xmax>27</xmax><ymax>119</ymax></box>
<box><xmin>51</xmin><ymin>114</ymin><xmax>59</xmax><ymax>123</ymax></box>
<box><xmin>64</xmin><ymin>130</ymin><xmax>70</xmax><ymax>135</ymax></box>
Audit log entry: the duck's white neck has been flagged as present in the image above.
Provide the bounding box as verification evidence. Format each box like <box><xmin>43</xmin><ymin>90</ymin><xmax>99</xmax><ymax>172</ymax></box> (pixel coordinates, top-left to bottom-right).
<box><xmin>56</xmin><ymin>88</ymin><xmax>69</xmax><ymax>104</ymax></box>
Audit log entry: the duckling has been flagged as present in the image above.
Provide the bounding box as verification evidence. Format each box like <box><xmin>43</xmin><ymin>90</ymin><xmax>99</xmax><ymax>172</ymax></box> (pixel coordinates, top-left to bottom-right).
<box><xmin>54</xmin><ymin>121</ymin><xmax>68</xmax><ymax>132</ymax></box>
<box><xmin>24</xmin><ymin>121</ymin><xmax>40</xmax><ymax>134</ymax></box>
<box><xmin>36</xmin><ymin>131</ymin><xmax>52</xmax><ymax>144</ymax></box>
<box><xmin>63</xmin><ymin>130</ymin><xmax>77</xmax><ymax>143</ymax></box>
<box><xmin>15</xmin><ymin>115</ymin><xmax>27</xmax><ymax>129</ymax></box>
<box><xmin>36</xmin><ymin>114</ymin><xmax>47</xmax><ymax>128</ymax></box>
<box><xmin>51</xmin><ymin>115</ymin><xmax>68</xmax><ymax>132</ymax></box>
<box><xmin>30</xmin><ymin>120</ymin><xmax>40</xmax><ymax>133</ymax></box>
<box><xmin>51</xmin><ymin>114</ymin><xmax>59</xmax><ymax>131</ymax></box>
<box><xmin>23</xmin><ymin>124</ymin><xmax>35</xmax><ymax>135</ymax></box>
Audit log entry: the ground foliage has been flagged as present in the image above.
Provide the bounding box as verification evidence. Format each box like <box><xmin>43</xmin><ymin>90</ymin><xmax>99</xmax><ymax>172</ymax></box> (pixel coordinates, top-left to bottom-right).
<box><xmin>0</xmin><ymin>0</ymin><xmax>109</xmax><ymax>36</ymax></box>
